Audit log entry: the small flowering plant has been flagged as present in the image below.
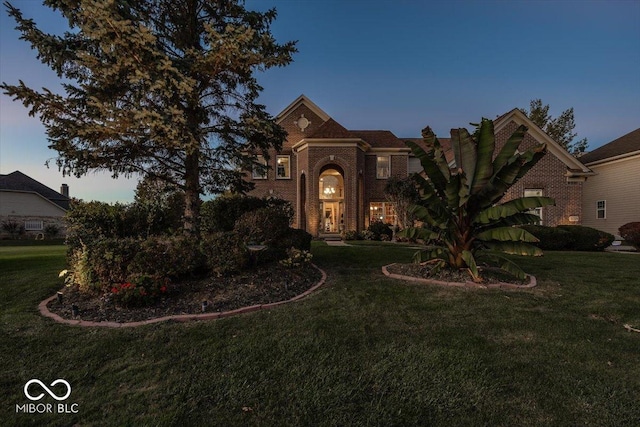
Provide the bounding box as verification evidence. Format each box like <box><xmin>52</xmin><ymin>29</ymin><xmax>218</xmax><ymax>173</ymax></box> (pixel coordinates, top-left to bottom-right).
<box><xmin>280</xmin><ymin>247</ymin><xmax>313</xmax><ymax>269</ymax></box>
<box><xmin>109</xmin><ymin>275</ymin><xmax>169</xmax><ymax>307</ymax></box>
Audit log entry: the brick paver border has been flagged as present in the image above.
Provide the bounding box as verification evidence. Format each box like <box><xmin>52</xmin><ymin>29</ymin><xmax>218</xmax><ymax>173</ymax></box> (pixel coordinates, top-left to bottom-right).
<box><xmin>382</xmin><ymin>263</ymin><xmax>537</xmax><ymax>289</ymax></box>
<box><xmin>39</xmin><ymin>264</ymin><xmax>327</xmax><ymax>328</ymax></box>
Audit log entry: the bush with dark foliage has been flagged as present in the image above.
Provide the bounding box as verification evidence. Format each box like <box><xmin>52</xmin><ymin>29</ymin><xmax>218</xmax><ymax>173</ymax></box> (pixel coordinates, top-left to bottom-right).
<box><xmin>557</xmin><ymin>225</ymin><xmax>614</xmax><ymax>251</ymax></box>
<box><xmin>519</xmin><ymin>225</ymin><xmax>575</xmax><ymax>250</ymax></box>
<box><xmin>619</xmin><ymin>222</ymin><xmax>640</xmax><ymax>250</ymax></box>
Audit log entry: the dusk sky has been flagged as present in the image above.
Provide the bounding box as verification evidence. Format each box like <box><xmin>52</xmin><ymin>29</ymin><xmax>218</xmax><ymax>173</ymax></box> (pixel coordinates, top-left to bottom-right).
<box><xmin>1</xmin><ymin>0</ymin><xmax>639</xmax><ymax>203</ymax></box>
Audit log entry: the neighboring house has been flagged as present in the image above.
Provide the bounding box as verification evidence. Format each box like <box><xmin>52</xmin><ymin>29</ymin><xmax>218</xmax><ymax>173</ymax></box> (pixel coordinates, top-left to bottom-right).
<box><xmin>0</xmin><ymin>171</ymin><xmax>70</xmax><ymax>238</ymax></box>
<box><xmin>580</xmin><ymin>128</ymin><xmax>640</xmax><ymax>238</ymax></box>
<box><xmin>248</xmin><ymin>95</ymin><xmax>593</xmax><ymax>237</ymax></box>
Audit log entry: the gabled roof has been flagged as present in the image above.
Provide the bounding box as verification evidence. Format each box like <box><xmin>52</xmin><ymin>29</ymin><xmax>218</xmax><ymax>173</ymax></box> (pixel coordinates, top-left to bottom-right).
<box><xmin>402</xmin><ymin>109</ymin><xmax>593</xmax><ymax>177</ymax></box>
<box><xmin>0</xmin><ymin>171</ymin><xmax>70</xmax><ymax>210</ymax></box>
<box><xmin>276</xmin><ymin>94</ymin><xmax>330</xmax><ymax>124</ymax></box>
<box><xmin>494</xmin><ymin>108</ymin><xmax>593</xmax><ymax>177</ymax></box>
<box><xmin>579</xmin><ymin>128</ymin><xmax>640</xmax><ymax>165</ymax></box>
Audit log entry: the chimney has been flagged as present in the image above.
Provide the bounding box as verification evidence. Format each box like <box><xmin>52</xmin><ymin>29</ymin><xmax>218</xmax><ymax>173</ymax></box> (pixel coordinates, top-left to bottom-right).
<box><xmin>60</xmin><ymin>183</ymin><xmax>69</xmax><ymax>197</ymax></box>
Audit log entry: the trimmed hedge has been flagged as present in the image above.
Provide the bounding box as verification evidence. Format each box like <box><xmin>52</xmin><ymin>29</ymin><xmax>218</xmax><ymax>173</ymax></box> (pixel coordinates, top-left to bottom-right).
<box><xmin>520</xmin><ymin>225</ymin><xmax>574</xmax><ymax>251</ymax></box>
<box><xmin>69</xmin><ymin>236</ymin><xmax>204</xmax><ymax>293</ymax></box>
<box><xmin>557</xmin><ymin>225</ymin><xmax>614</xmax><ymax>252</ymax></box>
<box><xmin>520</xmin><ymin>225</ymin><xmax>614</xmax><ymax>251</ymax></box>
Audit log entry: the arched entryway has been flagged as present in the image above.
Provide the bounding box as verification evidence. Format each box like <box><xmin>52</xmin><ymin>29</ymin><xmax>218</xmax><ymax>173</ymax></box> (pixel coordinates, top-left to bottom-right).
<box><xmin>319</xmin><ymin>165</ymin><xmax>345</xmax><ymax>234</ymax></box>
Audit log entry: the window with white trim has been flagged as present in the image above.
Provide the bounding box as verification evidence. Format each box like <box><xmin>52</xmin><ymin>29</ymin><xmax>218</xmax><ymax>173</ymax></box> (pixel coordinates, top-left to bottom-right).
<box><xmin>276</xmin><ymin>155</ymin><xmax>291</xmax><ymax>179</ymax></box>
<box><xmin>524</xmin><ymin>189</ymin><xmax>543</xmax><ymax>224</ymax></box>
<box><xmin>596</xmin><ymin>200</ymin><xmax>606</xmax><ymax>219</ymax></box>
<box><xmin>252</xmin><ymin>155</ymin><xmax>268</xmax><ymax>180</ymax></box>
<box><xmin>25</xmin><ymin>220</ymin><xmax>43</xmax><ymax>231</ymax></box>
<box><xmin>369</xmin><ymin>202</ymin><xmax>397</xmax><ymax>225</ymax></box>
<box><xmin>376</xmin><ymin>155</ymin><xmax>390</xmax><ymax>179</ymax></box>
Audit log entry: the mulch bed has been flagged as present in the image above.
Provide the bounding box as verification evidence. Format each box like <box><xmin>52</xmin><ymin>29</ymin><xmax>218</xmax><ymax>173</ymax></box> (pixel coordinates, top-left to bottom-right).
<box><xmin>385</xmin><ymin>263</ymin><xmax>528</xmax><ymax>285</ymax></box>
<box><xmin>47</xmin><ymin>264</ymin><xmax>322</xmax><ymax>323</ymax></box>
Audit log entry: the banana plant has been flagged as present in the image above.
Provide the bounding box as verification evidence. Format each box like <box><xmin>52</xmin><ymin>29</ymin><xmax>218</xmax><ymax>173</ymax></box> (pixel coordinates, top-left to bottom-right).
<box><xmin>398</xmin><ymin>118</ymin><xmax>554</xmax><ymax>281</ymax></box>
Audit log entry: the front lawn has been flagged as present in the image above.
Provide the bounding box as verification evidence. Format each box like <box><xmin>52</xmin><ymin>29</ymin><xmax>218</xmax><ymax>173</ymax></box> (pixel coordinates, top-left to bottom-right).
<box><xmin>1</xmin><ymin>243</ymin><xmax>639</xmax><ymax>426</ymax></box>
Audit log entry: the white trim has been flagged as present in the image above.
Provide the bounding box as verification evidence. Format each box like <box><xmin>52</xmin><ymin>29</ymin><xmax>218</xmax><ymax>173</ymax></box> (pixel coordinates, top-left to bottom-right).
<box><xmin>276</xmin><ymin>155</ymin><xmax>291</xmax><ymax>179</ymax></box>
<box><xmin>583</xmin><ymin>151</ymin><xmax>640</xmax><ymax>167</ymax></box>
<box><xmin>596</xmin><ymin>200</ymin><xmax>606</xmax><ymax>219</ymax></box>
<box><xmin>292</xmin><ymin>138</ymin><xmax>371</xmax><ymax>153</ymax></box>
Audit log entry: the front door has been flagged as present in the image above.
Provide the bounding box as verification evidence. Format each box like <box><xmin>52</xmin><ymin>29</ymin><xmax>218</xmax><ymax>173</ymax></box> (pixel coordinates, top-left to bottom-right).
<box><xmin>321</xmin><ymin>201</ymin><xmax>344</xmax><ymax>233</ymax></box>
<box><xmin>319</xmin><ymin>167</ymin><xmax>345</xmax><ymax>235</ymax></box>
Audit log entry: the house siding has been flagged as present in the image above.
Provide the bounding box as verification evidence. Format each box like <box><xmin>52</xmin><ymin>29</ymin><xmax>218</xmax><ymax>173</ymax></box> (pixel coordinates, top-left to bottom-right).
<box><xmin>0</xmin><ymin>191</ymin><xmax>67</xmax><ymax>237</ymax></box>
<box><xmin>582</xmin><ymin>154</ymin><xmax>640</xmax><ymax>237</ymax></box>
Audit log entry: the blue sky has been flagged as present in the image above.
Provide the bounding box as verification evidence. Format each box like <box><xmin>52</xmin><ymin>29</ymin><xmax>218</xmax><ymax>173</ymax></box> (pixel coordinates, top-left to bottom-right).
<box><xmin>1</xmin><ymin>0</ymin><xmax>639</xmax><ymax>202</ymax></box>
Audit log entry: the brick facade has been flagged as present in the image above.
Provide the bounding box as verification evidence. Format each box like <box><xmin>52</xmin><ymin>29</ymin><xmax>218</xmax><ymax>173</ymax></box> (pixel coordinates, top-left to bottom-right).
<box><xmin>249</xmin><ymin>96</ymin><xmax>591</xmax><ymax>236</ymax></box>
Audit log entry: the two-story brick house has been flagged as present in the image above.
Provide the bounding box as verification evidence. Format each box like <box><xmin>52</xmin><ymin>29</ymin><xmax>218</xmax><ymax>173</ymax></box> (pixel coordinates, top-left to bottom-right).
<box><xmin>249</xmin><ymin>95</ymin><xmax>593</xmax><ymax>237</ymax></box>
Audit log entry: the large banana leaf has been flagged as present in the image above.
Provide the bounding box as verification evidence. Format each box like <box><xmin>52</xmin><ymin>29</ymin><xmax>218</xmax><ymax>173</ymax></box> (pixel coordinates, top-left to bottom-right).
<box><xmin>473</xmin><ymin>196</ymin><xmax>555</xmax><ymax>224</ymax></box>
<box><xmin>492</xmin><ymin>124</ymin><xmax>527</xmax><ymax>172</ymax></box>
<box><xmin>408</xmin><ymin>204</ymin><xmax>448</xmax><ymax>229</ymax></box>
<box><xmin>413</xmin><ymin>246</ymin><xmax>447</xmax><ymax>264</ymax></box>
<box><xmin>461</xmin><ymin>250</ymin><xmax>480</xmax><ymax>281</ymax></box>
<box><xmin>475</xmin><ymin>226</ymin><xmax>539</xmax><ymax>242</ymax></box>
<box><xmin>451</xmin><ymin>128</ymin><xmax>477</xmax><ymax>187</ymax></box>
<box><xmin>478</xmin><ymin>212</ymin><xmax>543</xmax><ymax>228</ymax></box>
<box><xmin>422</xmin><ymin>127</ymin><xmax>453</xmax><ymax>181</ymax></box>
<box><xmin>445</xmin><ymin>173</ymin><xmax>461</xmax><ymax>210</ymax></box>
<box><xmin>484</xmin><ymin>241</ymin><xmax>543</xmax><ymax>256</ymax></box>
<box><xmin>476</xmin><ymin>251</ymin><xmax>527</xmax><ymax>279</ymax></box>
<box><xmin>470</xmin><ymin>119</ymin><xmax>495</xmax><ymax>194</ymax></box>
<box><xmin>407</xmin><ymin>136</ymin><xmax>449</xmax><ymax>197</ymax></box>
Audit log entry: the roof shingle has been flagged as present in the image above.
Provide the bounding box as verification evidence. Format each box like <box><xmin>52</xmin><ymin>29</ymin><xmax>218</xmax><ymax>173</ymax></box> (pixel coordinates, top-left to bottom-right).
<box><xmin>579</xmin><ymin>128</ymin><xmax>640</xmax><ymax>164</ymax></box>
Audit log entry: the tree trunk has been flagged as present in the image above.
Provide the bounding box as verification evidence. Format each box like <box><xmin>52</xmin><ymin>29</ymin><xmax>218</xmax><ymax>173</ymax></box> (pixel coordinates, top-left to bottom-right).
<box><xmin>183</xmin><ymin>151</ymin><xmax>200</xmax><ymax>237</ymax></box>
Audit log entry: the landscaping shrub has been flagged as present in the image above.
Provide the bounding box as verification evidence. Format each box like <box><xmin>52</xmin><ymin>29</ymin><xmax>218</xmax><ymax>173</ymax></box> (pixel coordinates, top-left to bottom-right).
<box><xmin>85</xmin><ymin>238</ymin><xmax>141</xmax><ymax>291</ymax></box>
<box><xmin>109</xmin><ymin>275</ymin><xmax>170</xmax><ymax>307</ymax></box>
<box><xmin>1</xmin><ymin>219</ymin><xmax>25</xmax><ymax>238</ymax></box>
<box><xmin>201</xmin><ymin>195</ymin><xmax>293</xmax><ymax>233</ymax></box>
<box><xmin>619</xmin><ymin>222</ymin><xmax>640</xmax><ymax>250</ymax></box>
<box><xmin>557</xmin><ymin>225</ymin><xmax>614</xmax><ymax>251</ymax></box>
<box><xmin>129</xmin><ymin>235</ymin><xmax>204</xmax><ymax>279</ymax></box>
<box><xmin>279</xmin><ymin>247</ymin><xmax>313</xmax><ymax>268</ymax></box>
<box><xmin>234</xmin><ymin>206</ymin><xmax>291</xmax><ymax>246</ymax></box>
<box><xmin>44</xmin><ymin>224</ymin><xmax>60</xmax><ymax>238</ymax></box>
<box><xmin>65</xmin><ymin>201</ymin><xmax>131</xmax><ymax>251</ymax></box>
<box><xmin>342</xmin><ymin>230</ymin><xmax>362</xmax><ymax>241</ymax></box>
<box><xmin>367</xmin><ymin>221</ymin><xmax>393</xmax><ymax>241</ymax></box>
<box><xmin>519</xmin><ymin>225</ymin><xmax>574</xmax><ymax>250</ymax></box>
<box><xmin>277</xmin><ymin>228</ymin><xmax>313</xmax><ymax>252</ymax></box>
<box><xmin>201</xmin><ymin>231</ymin><xmax>249</xmax><ymax>276</ymax></box>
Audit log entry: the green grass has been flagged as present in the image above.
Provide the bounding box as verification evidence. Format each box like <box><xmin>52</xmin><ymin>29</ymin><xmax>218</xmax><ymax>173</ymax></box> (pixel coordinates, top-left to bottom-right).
<box><xmin>1</xmin><ymin>243</ymin><xmax>639</xmax><ymax>426</ymax></box>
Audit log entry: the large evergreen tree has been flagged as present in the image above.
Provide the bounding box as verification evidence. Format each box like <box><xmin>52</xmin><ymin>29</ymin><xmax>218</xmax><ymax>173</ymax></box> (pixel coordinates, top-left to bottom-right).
<box><xmin>521</xmin><ymin>99</ymin><xmax>588</xmax><ymax>155</ymax></box>
<box><xmin>1</xmin><ymin>0</ymin><xmax>296</xmax><ymax>235</ymax></box>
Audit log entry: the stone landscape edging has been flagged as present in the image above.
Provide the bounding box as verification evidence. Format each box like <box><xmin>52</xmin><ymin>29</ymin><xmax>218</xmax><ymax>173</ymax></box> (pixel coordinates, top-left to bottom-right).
<box><xmin>382</xmin><ymin>263</ymin><xmax>536</xmax><ymax>289</ymax></box>
<box><xmin>39</xmin><ymin>264</ymin><xmax>327</xmax><ymax>328</ymax></box>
